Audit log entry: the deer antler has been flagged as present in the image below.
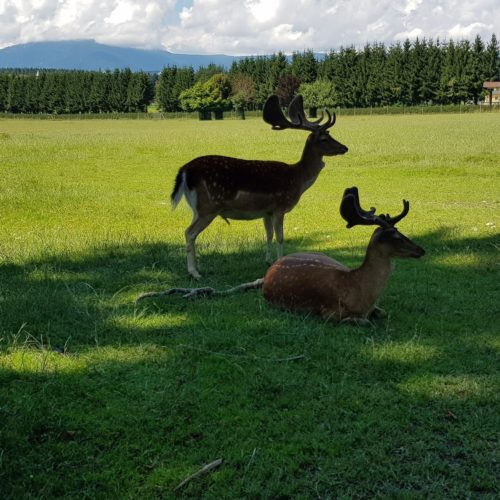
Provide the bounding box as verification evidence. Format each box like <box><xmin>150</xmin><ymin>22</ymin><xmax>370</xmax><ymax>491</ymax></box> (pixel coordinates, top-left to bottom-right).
<box><xmin>288</xmin><ymin>95</ymin><xmax>323</xmax><ymax>127</ymax></box>
<box><xmin>340</xmin><ymin>187</ymin><xmax>409</xmax><ymax>229</ymax></box>
<box><xmin>263</xmin><ymin>94</ymin><xmax>336</xmax><ymax>132</ymax></box>
<box><xmin>381</xmin><ymin>200</ymin><xmax>409</xmax><ymax>226</ymax></box>
<box><xmin>340</xmin><ymin>187</ymin><xmax>378</xmax><ymax>228</ymax></box>
<box><xmin>263</xmin><ymin>95</ymin><xmax>293</xmax><ymax>130</ymax></box>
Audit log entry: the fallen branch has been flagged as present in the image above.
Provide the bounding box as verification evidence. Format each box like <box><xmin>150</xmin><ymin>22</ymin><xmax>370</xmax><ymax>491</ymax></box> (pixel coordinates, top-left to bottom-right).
<box><xmin>135</xmin><ymin>278</ymin><xmax>264</xmax><ymax>304</ymax></box>
<box><xmin>174</xmin><ymin>458</ymin><xmax>223</xmax><ymax>491</ymax></box>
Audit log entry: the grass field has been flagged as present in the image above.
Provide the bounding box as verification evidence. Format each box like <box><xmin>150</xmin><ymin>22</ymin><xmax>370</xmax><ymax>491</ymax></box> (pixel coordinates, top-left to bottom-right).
<box><xmin>0</xmin><ymin>113</ymin><xmax>499</xmax><ymax>498</ymax></box>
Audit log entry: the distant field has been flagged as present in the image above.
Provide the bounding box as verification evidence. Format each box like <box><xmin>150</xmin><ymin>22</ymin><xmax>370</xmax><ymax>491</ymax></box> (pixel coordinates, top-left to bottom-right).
<box><xmin>0</xmin><ymin>114</ymin><xmax>498</xmax><ymax>497</ymax></box>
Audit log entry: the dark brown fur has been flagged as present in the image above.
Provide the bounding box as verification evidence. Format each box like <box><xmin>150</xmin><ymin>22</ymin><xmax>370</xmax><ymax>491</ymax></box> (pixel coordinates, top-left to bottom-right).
<box><xmin>171</xmin><ymin>95</ymin><xmax>348</xmax><ymax>278</ymax></box>
<box><xmin>182</xmin><ymin>156</ymin><xmax>294</xmax><ymax>195</ymax></box>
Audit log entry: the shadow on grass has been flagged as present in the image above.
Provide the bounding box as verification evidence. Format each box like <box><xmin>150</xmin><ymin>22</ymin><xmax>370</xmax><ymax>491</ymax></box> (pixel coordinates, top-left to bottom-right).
<box><xmin>0</xmin><ymin>227</ymin><xmax>498</xmax><ymax>496</ymax></box>
<box><xmin>0</xmin><ymin>226</ymin><xmax>497</xmax><ymax>348</ymax></box>
<box><xmin>0</xmin><ymin>338</ymin><xmax>497</xmax><ymax>497</ymax></box>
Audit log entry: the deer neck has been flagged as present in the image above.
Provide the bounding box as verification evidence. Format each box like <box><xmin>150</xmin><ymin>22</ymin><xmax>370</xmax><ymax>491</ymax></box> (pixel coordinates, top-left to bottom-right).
<box><xmin>351</xmin><ymin>246</ymin><xmax>394</xmax><ymax>308</ymax></box>
<box><xmin>294</xmin><ymin>138</ymin><xmax>325</xmax><ymax>188</ymax></box>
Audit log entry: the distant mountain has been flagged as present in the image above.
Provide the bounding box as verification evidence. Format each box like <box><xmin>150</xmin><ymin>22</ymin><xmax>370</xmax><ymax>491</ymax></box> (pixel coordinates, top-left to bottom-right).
<box><xmin>0</xmin><ymin>39</ymin><xmax>240</xmax><ymax>71</ymax></box>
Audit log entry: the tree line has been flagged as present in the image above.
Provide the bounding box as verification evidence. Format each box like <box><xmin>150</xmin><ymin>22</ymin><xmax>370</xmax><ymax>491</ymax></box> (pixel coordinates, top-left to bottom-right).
<box><xmin>1</xmin><ymin>35</ymin><xmax>499</xmax><ymax>115</ymax></box>
<box><xmin>0</xmin><ymin>69</ymin><xmax>155</xmax><ymax>113</ymax></box>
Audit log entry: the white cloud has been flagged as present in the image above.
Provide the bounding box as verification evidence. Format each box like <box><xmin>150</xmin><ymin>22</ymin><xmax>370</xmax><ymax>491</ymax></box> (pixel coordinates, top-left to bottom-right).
<box><xmin>395</xmin><ymin>28</ymin><xmax>424</xmax><ymax>41</ymax></box>
<box><xmin>105</xmin><ymin>2</ymin><xmax>138</xmax><ymax>25</ymax></box>
<box><xmin>367</xmin><ymin>19</ymin><xmax>389</xmax><ymax>35</ymax></box>
<box><xmin>403</xmin><ymin>0</ymin><xmax>423</xmax><ymax>15</ymax></box>
<box><xmin>0</xmin><ymin>0</ymin><xmax>499</xmax><ymax>53</ymax></box>
<box><xmin>273</xmin><ymin>24</ymin><xmax>310</xmax><ymax>42</ymax></box>
<box><xmin>246</xmin><ymin>0</ymin><xmax>280</xmax><ymax>23</ymax></box>
<box><xmin>449</xmin><ymin>22</ymin><xmax>493</xmax><ymax>39</ymax></box>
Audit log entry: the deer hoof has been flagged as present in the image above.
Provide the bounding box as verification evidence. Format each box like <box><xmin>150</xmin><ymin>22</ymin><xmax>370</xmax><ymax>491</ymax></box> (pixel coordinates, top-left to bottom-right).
<box><xmin>188</xmin><ymin>270</ymin><xmax>202</xmax><ymax>280</ymax></box>
<box><xmin>340</xmin><ymin>317</ymin><xmax>373</xmax><ymax>327</ymax></box>
<box><xmin>370</xmin><ymin>306</ymin><xmax>387</xmax><ymax>319</ymax></box>
<box><xmin>266</xmin><ymin>252</ymin><xmax>278</xmax><ymax>265</ymax></box>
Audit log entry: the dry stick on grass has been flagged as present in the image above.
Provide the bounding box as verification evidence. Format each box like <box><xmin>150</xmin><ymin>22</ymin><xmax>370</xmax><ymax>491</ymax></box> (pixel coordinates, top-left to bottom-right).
<box><xmin>179</xmin><ymin>344</ymin><xmax>306</xmax><ymax>363</ymax></box>
<box><xmin>135</xmin><ymin>279</ymin><xmax>264</xmax><ymax>304</ymax></box>
<box><xmin>174</xmin><ymin>458</ymin><xmax>223</xmax><ymax>491</ymax></box>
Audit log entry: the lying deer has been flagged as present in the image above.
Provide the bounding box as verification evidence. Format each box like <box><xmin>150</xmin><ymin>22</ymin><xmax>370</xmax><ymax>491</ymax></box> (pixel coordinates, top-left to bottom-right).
<box><xmin>262</xmin><ymin>187</ymin><xmax>425</xmax><ymax>323</ymax></box>
<box><xmin>171</xmin><ymin>94</ymin><xmax>348</xmax><ymax>278</ymax></box>
<box><xmin>138</xmin><ymin>187</ymin><xmax>425</xmax><ymax>325</ymax></box>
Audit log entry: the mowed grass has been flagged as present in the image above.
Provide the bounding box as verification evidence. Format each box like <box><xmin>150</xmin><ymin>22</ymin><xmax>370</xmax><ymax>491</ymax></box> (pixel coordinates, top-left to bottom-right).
<box><xmin>0</xmin><ymin>113</ymin><xmax>498</xmax><ymax>498</ymax></box>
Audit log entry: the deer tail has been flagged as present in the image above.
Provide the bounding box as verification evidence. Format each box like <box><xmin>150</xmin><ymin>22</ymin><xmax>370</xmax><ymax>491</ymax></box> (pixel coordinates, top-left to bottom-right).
<box><xmin>171</xmin><ymin>169</ymin><xmax>186</xmax><ymax>209</ymax></box>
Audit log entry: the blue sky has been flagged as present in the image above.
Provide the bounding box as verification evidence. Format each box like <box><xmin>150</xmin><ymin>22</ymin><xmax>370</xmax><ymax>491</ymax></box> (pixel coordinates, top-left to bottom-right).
<box><xmin>1</xmin><ymin>0</ymin><xmax>498</xmax><ymax>54</ymax></box>
<box><xmin>175</xmin><ymin>0</ymin><xmax>193</xmax><ymax>15</ymax></box>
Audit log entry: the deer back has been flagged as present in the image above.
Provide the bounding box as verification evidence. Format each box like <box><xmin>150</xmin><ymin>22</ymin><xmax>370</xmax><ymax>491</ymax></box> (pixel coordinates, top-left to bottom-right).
<box><xmin>262</xmin><ymin>252</ymin><xmax>352</xmax><ymax>319</ymax></box>
<box><xmin>181</xmin><ymin>155</ymin><xmax>297</xmax><ymax>196</ymax></box>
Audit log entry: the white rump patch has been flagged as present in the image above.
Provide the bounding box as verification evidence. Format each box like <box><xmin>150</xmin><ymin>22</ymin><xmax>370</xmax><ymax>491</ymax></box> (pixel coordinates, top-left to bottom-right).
<box><xmin>185</xmin><ymin>189</ymin><xmax>198</xmax><ymax>218</ymax></box>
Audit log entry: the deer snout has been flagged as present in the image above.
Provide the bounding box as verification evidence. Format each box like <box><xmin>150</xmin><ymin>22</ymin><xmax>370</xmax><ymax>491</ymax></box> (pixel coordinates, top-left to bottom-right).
<box><xmin>336</xmin><ymin>144</ymin><xmax>348</xmax><ymax>155</ymax></box>
<box><xmin>411</xmin><ymin>245</ymin><xmax>426</xmax><ymax>258</ymax></box>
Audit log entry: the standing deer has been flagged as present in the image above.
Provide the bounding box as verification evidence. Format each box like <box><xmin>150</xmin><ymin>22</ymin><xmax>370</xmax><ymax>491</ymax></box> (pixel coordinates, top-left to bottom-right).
<box><xmin>137</xmin><ymin>187</ymin><xmax>425</xmax><ymax>325</ymax></box>
<box><xmin>171</xmin><ymin>94</ymin><xmax>348</xmax><ymax>278</ymax></box>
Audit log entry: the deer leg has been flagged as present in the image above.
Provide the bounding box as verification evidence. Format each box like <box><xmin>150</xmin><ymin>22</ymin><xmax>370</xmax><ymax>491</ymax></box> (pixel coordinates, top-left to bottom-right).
<box><xmin>263</xmin><ymin>215</ymin><xmax>274</xmax><ymax>264</ymax></box>
<box><xmin>272</xmin><ymin>212</ymin><xmax>285</xmax><ymax>260</ymax></box>
<box><xmin>185</xmin><ymin>214</ymin><xmax>216</xmax><ymax>279</ymax></box>
<box><xmin>369</xmin><ymin>306</ymin><xmax>387</xmax><ymax>319</ymax></box>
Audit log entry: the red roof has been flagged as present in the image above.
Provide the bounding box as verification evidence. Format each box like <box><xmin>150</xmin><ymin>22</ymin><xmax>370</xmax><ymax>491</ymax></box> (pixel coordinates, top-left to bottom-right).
<box><xmin>483</xmin><ymin>81</ymin><xmax>500</xmax><ymax>89</ymax></box>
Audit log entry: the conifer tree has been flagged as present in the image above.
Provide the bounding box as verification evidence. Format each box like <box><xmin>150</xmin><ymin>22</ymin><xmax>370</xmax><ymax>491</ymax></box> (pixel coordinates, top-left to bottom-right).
<box><xmin>470</xmin><ymin>35</ymin><xmax>486</xmax><ymax>103</ymax></box>
<box><xmin>485</xmin><ymin>34</ymin><xmax>500</xmax><ymax>80</ymax></box>
<box><xmin>157</xmin><ymin>66</ymin><xmax>178</xmax><ymax>111</ymax></box>
<box><xmin>291</xmin><ymin>50</ymin><xmax>317</xmax><ymax>84</ymax></box>
<box><xmin>6</xmin><ymin>75</ymin><xmax>26</xmax><ymax>113</ymax></box>
<box><xmin>0</xmin><ymin>73</ymin><xmax>8</xmax><ymax>111</ymax></box>
<box><xmin>172</xmin><ymin>67</ymin><xmax>195</xmax><ymax>111</ymax></box>
<box><xmin>88</xmin><ymin>71</ymin><xmax>111</xmax><ymax>112</ymax></box>
<box><xmin>267</xmin><ymin>52</ymin><xmax>289</xmax><ymax>95</ymax></box>
<box><xmin>385</xmin><ymin>42</ymin><xmax>404</xmax><ymax>104</ymax></box>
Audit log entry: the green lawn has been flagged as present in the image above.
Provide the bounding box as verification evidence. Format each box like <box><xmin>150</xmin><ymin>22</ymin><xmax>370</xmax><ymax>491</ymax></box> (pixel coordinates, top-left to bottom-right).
<box><xmin>0</xmin><ymin>113</ymin><xmax>498</xmax><ymax>498</ymax></box>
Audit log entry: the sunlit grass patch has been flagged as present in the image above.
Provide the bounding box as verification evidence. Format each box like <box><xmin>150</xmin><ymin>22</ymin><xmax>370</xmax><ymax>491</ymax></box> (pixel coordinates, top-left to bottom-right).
<box><xmin>0</xmin><ymin>343</ymin><xmax>170</xmax><ymax>376</ymax></box>
<box><xmin>106</xmin><ymin>312</ymin><xmax>189</xmax><ymax>333</ymax></box>
<box><xmin>400</xmin><ymin>373</ymin><xmax>495</xmax><ymax>400</ymax></box>
<box><xmin>431</xmin><ymin>251</ymin><xmax>494</xmax><ymax>268</ymax></box>
<box><xmin>0</xmin><ymin>347</ymin><xmax>85</xmax><ymax>375</ymax></box>
<box><xmin>363</xmin><ymin>339</ymin><xmax>439</xmax><ymax>364</ymax></box>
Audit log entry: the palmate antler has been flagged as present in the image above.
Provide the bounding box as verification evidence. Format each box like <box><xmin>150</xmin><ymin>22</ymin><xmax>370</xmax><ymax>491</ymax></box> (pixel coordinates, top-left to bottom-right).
<box><xmin>263</xmin><ymin>94</ymin><xmax>336</xmax><ymax>133</ymax></box>
<box><xmin>340</xmin><ymin>186</ymin><xmax>410</xmax><ymax>229</ymax></box>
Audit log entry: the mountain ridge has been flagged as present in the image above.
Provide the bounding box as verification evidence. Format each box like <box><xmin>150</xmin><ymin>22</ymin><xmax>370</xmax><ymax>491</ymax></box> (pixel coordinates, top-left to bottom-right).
<box><xmin>0</xmin><ymin>39</ymin><xmax>241</xmax><ymax>71</ymax></box>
